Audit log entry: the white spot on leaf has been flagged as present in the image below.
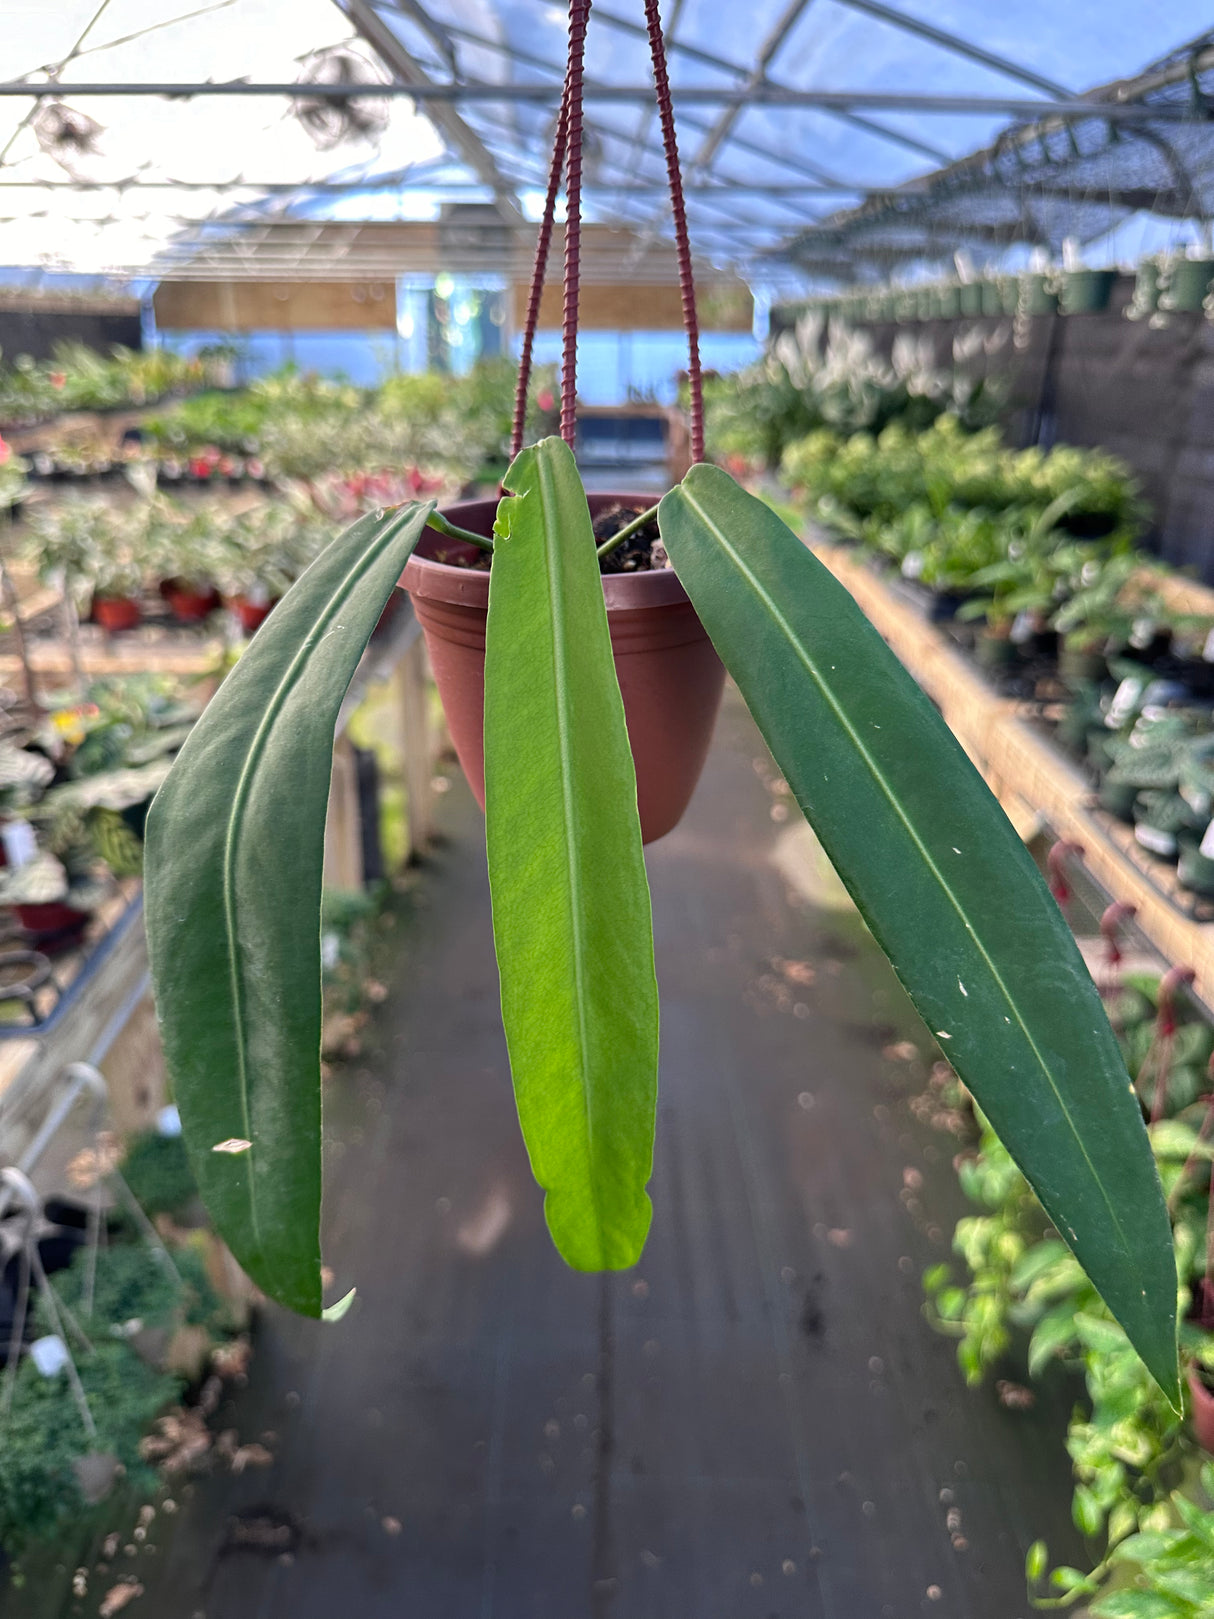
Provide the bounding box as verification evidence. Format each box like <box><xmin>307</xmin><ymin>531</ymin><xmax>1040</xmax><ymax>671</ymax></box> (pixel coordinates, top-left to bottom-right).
<box><xmin>212</xmin><ymin>1138</ymin><xmax>252</xmax><ymax>1155</ymax></box>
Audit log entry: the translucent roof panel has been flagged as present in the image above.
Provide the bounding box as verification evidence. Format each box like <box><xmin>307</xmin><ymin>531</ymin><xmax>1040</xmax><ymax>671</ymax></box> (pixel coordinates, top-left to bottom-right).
<box><xmin>2</xmin><ymin>0</ymin><xmax>1214</xmax><ymax>287</ymax></box>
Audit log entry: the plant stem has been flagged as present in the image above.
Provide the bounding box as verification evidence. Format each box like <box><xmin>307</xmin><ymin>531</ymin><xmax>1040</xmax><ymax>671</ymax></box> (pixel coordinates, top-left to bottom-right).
<box><xmin>595</xmin><ymin>503</ymin><xmax>660</xmax><ymax>560</ymax></box>
<box><xmin>425</xmin><ymin>511</ymin><xmax>494</xmax><ymax>553</ymax></box>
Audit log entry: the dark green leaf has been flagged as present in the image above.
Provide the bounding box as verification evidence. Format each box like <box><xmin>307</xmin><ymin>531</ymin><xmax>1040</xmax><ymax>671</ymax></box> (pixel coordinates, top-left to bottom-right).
<box><xmin>144</xmin><ymin>502</ymin><xmax>433</xmax><ymax>1315</ymax></box>
<box><xmin>485</xmin><ymin>438</ymin><xmax>658</xmax><ymax>1270</ymax></box>
<box><xmin>659</xmin><ymin>464</ymin><xmax>1179</xmax><ymax>1404</ymax></box>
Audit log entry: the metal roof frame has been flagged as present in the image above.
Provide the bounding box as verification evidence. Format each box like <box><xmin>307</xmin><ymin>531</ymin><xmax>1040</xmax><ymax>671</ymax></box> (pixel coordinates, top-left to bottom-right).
<box><xmin>3</xmin><ymin>1</ymin><xmax>1214</xmax><ymax>284</ymax></box>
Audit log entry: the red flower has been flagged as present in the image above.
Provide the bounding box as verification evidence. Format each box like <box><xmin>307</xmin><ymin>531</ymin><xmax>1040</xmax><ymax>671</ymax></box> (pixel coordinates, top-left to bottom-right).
<box><xmin>0</xmin><ymin>437</ymin><xmax>9</xmax><ymax>466</ymax></box>
<box><xmin>537</xmin><ymin>388</ymin><xmax>555</xmax><ymax>413</ymax></box>
<box><xmin>49</xmin><ymin>371</ymin><xmax>66</xmax><ymax>389</ymax></box>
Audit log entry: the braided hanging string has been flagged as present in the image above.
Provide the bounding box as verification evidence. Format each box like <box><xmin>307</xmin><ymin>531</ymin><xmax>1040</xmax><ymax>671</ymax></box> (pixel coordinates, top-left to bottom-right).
<box><xmin>644</xmin><ymin>0</ymin><xmax>703</xmax><ymax>463</ymax></box>
<box><xmin>561</xmin><ymin>0</ymin><xmax>592</xmax><ymax>447</ymax></box>
<box><xmin>510</xmin><ymin>80</ymin><xmax>570</xmax><ymax>460</ymax></box>
<box><xmin>510</xmin><ymin>0</ymin><xmax>703</xmax><ymax>464</ymax></box>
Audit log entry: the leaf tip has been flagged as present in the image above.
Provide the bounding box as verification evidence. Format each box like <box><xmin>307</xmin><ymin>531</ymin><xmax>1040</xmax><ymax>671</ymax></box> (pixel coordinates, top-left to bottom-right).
<box><xmin>322</xmin><ymin>1287</ymin><xmax>356</xmax><ymax>1323</ymax></box>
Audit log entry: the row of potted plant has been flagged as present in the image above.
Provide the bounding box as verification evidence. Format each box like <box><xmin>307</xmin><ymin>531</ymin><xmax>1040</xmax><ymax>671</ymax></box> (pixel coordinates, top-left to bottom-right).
<box><xmin>920</xmin><ymin>968</ymin><xmax>1214</xmax><ymax>1613</ymax></box>
<box><xmin>703</xmin><ymin>313</ymin><xmax>1004</xmax><ymax>473</ymax></box>
<box><xmin>781</xmin><ymin>417</ymin><xmax>1214</xmax><ymax>903</ymax></box>
<box><xmin>799</xmin><ymin>254</ymin><xmax>1214</xmax><ymax>329</ymax></box>
<box><xmin>139</xmin><ymin>355</ymin><xmax>542</xmax><ymax>486</ymax></box>
<box><xmin>22</xmin><ymin>486</ymin><xmax>335</xmax><ymax>635</ymax></box>
<box><xmin>0</xmin><ymin>676</ymin><xmax>202</xmax><ymax>951</ymax></box>
<box><xmin>0</xmin><ymin>342</ymin><xmax>231</xmax><ymax>432</ymax></box>
<box><xmin>9</xmin><ymin>356</ymin><xmax>555</xmax><ymax>501</ymax></box>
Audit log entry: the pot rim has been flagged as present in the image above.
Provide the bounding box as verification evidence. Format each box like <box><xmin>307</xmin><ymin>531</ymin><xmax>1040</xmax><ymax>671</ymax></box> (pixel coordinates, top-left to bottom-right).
<box><xmin>402</xmin><ymin>490</ymin><xmax>693</xmax><ymax>611</ymax></box>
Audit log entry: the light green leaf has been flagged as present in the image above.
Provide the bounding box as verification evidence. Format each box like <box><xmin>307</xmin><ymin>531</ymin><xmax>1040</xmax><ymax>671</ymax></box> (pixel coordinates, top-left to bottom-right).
<box><xmin>1090</xmin><ymin>1593</ymin><xmax>1191</xmax><ymax>1619</ymax></box>
<box><xmin>659</xmin><ymin>463</ymin><xmax>1179</xmax><ymax>1404</ymax></box>
<box><xmin>1028</xmin><ymin>1303</ymin><xmax>1082</xmax><ymax>1378</ymax></box>
<box><xmin>485</xmin><ymin>438</ymin><xmax>658</xmax><ymax>1270</ymax></box>
<box><xmin>144</xmin><ymin>502</ymin><xmax>433</xmax><ymax>1316</ymax></box>
<box><xmin>323</xmin><ymin>1288</ymin><xmax>357</xmax><ymax>1322</ymax></box>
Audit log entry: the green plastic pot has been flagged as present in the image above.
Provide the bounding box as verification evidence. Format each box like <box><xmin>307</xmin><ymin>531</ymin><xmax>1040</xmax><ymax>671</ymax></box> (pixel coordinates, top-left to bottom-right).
<box><xmin>1060</xmin><ymin>269</ymin><xmax>1116</xmax><ymax>315</ymax></box>
<box><xmin>1178</xmin><ymin>835</ymin><xmax>1214</xmax><ymax>899</ymax></box>
<box><xmin>894</xmin><ymin>290</ymin><xmax>919</xmax><ymax>322</ymax></box>
<box><xmin>1160</xmin><ymin>257</ymin><xmax>1214</xmax><ymax>314</ymax></box>
<box><xmin>980</xmin><ymin>280</ymin><xmax>1004</xmax><ymax>317</ymax></box>
<box><xmin>936</xmin><ymin>284</ymin><xmax>961</xmax><ymax>319</ymax></box>
<box><xmin>958</xmin><ymin>283</ymin><xmax>984</xmax><ymax>317</ymax></box>
<box><xmin>1019</xmin><ymin>273</ymin><xmax>1059</xmax><ymax>317</ymax></box>
<box><xmin>917</xmin><ymin>287</ymin><xmax>938</xmax><ymax>320</ymax></box>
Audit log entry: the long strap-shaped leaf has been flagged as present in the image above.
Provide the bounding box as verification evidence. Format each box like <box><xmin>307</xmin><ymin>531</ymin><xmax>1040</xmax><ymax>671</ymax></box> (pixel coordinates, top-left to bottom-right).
<box><xmin>485</xmin><ymin>438</ymin><xmax>658</xmax><ymax>1269</ymax></box>
<box><xmin>145</xmin><ymin>502</ymin><xmax>433</xmax><ymax>1316</ymax></box>
<box><xmin>660</xmin><ymin>464</ymin><xmax>1179</xmax><ymax>1402</ymax></box>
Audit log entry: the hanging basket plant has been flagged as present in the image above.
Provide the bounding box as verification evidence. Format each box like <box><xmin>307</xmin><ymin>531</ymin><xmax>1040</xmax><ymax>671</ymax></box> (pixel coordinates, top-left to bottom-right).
<box><xmin>142</xmin><ymin>0</ymin><xmax>1180</xmax><ymax>1409</ymax></box>
<box><xmin>1160</xmin><ymin>255</ymin><xmax>1214</xmax><ymax>314</ymax></box>
<box><xmin>1059</xmin><ymin>268</ymin><xmax>1117</xmax><ymax>315</ymax></box>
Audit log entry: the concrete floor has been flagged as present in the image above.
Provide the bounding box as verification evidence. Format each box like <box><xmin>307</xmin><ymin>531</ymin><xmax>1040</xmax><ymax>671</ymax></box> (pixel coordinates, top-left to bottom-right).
<box><xmin>30</xmin><ymin>686</ymin><xmax>1088</xmax><ymax>1619</ymax></box>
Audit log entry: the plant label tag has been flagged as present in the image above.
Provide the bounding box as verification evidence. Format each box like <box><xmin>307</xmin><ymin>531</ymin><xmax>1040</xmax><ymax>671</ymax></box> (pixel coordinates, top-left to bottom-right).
<box><xmin>1135</xmin><ymin>824</ymin><xmax>1177</xmax><ymax>858</ymax></box>
<box><xmin>1204</xmin><ymin>627</ymin><xmax>1214</xmax><ymax>663</ymax></box>
<box><xmin>2</xmin><ymin>819</ymin><xmax>37</xmax><ymax>869</ymax></box>
<box><xmin>1200</xmin><ymin>818</ymin><xmax>1214</xmax><ymax>860</ymax></box>
<box><xmin>1107</xmin><ymin>678</ymin><xmax>1143</xmax><ymax>728</ymax></box>
<box><xmin>30</xmin><ymin>1335</ymin><xmax>69</xmax><ymax>1377</ymax></box>
<box><xmin>1010</xmin><ymin>611</ymin><xmax>1035</xmax><ymax>644</ymax></box>
<box><xmin>157</xmin><ymin>1103</ymin><xmax>182</xmax><ymax>1138</ymax></box>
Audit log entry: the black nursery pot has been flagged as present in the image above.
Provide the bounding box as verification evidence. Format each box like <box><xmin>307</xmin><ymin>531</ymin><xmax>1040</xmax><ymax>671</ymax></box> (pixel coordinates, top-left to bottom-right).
<box><xmin>925</xmin><ymin>589</ymin><xmax>971</xmax><ymax>624</ymax></box>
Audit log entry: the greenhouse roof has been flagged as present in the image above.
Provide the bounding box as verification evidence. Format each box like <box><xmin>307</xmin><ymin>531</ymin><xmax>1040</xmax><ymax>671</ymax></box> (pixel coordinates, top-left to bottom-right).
<box><xmin>3</xmin><ymin>0</ymin><xmax>1214</xmax><ymax>290</ymax></box>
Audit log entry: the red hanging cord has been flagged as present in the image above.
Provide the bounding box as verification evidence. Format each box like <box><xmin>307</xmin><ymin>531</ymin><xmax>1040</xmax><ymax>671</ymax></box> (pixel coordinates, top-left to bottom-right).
<box><xmin>561</xmin><ymin>0</ymin><xmax>591</xmax><ymax>447</ymax></box>
<box><xmin>510</xmin><ymin>81</ymin><xmax>570</xmax><ymax>460</ymax></box>
<box><xmin>511</xmin><ymin>0</ymin><xmax>703</xmax><ymax>467</ymax></box>
<box><xmin>644</xmin><ymin>0</ymin><xmax>704</xmax><ymax>464</ymax></box>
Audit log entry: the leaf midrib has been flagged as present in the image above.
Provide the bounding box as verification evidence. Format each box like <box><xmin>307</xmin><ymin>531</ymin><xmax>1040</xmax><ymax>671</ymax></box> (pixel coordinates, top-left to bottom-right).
<box><xmin>219</xmin><ymin>506</ymin><xmax>426</xmax><ymax>1258</ymax></box>
<box><xmin>536</xmin><ymin>453</ymin><xmax>604</xmax><ymax>1259</ymax></box>
<box><xmin>676</xmin><ymin>480</ymin><xmax>1137</xmax><ymax>1273</ymax></box>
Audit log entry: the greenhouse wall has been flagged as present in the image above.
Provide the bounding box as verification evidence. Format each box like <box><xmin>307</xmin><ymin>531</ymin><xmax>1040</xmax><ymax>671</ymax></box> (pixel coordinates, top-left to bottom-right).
<box><xmin>0</xmin><ymin>303</ymin><xmax>142</xmax><ymax>362</ymax></box>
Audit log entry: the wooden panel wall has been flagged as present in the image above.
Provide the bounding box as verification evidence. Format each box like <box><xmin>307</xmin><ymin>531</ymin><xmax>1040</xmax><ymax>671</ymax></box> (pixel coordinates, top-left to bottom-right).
<box><xmin>509</xmin><ymin>279</ymin><xmax>753</xmax><ymax>332</ymax></box>
<box><xmin>154</xmin><ymin>280</ymin><xmax>397</xmax><ymax>331</ymax></box>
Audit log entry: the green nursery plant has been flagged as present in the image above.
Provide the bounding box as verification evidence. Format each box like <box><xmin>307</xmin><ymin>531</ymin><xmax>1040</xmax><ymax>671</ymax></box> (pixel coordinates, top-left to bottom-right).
<box><xmin>144</xmin><ymin>0</ymin><xmax>1178</xmax><ymax>1405</ymax></box>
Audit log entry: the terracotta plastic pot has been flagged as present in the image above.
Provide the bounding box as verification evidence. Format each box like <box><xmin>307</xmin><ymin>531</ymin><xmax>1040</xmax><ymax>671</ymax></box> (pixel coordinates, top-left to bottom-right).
<box><xmin>15</xmin><ymin>901</ymin><xmax>90</xmax><ymax>951</ymax></box>
<box><xmin>1188</xmin><ymin>1365</ymin><xmax>1214</xmax><ymax>1452</ymax></box>
<box><xmin>401</xmin><ymin>493</ymin><xmax>726</xmax><ymax>844</ymax></box>
<box><xmin>91</xmin><ymin>594</ymin><xmax>142</xmax><ymax>632</ymax></box>
<box><xmin>161</xmin><ymin>580</ymin><xmax>221</xmax><ymax>622</ymax></box>
<box><xmin>229</xmin><ymin>594</ymin><xmax>278</xmax><ymax>635</ymax></box>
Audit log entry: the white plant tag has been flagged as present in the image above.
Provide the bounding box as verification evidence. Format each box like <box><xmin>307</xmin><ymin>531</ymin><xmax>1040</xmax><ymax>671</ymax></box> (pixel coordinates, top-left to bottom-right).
<box><xmin>1135</xmin><ymin>824</ymin><xmax>1177</xmax><ymax>858</ymax></box>
<box><xmin>2</xmin><ymin>819</ymin><xmax>37</xmax><ymax>869</ymax></box>
<box><xmin>30</xmin><ymin>1335</ymin><xmax>68</xmax><ymax>1377</ymax></box>
<box><xmin>1010</xmin><ymin>611</ymin><xmax>1035</xmax><ymax>644</ymax></box>
<box><xmin>1107</xmin><ymin>677</ymin><xmax>1143</xmax><ymax>728</ymax></box>
<box><xmin>1200</xmin><ymin>818</ymin><xmax>1214</xmax><ymax>860</ymax></box>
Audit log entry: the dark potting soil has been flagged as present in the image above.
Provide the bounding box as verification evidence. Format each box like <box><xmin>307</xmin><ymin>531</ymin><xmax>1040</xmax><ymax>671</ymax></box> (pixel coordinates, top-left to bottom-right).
<box><xmin>447</xmin><ymin>504</ymin><xmax>668</xmax><ymax>573</ymax></box>
<box><xmin>593</xmin><ymin>503</ymin><xmax>668</xmax><ymax>573</ymax></box>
